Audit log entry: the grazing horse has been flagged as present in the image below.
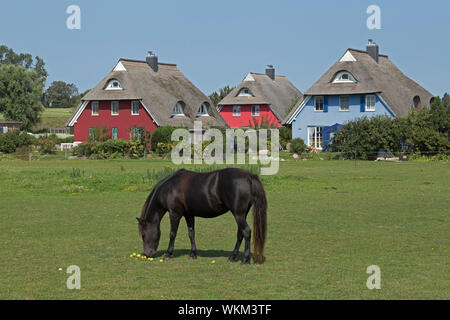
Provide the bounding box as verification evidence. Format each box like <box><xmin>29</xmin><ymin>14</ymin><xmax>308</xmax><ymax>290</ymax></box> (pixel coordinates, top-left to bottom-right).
<box><xmin>137</xmin><ymin>168</ymin><xmax>267</xmax><ymax>264</ymax></box>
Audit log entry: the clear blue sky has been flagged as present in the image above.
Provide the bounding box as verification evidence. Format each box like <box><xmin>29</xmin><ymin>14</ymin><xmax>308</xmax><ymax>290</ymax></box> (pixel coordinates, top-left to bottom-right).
<box><xmin>1</xmin><ymin>0</ymin><xmax>449</xmax><ymax>96</ymax></box>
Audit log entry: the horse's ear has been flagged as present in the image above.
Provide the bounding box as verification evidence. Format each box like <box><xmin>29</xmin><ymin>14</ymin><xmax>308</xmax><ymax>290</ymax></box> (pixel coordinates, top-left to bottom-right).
<box><xmin>136</xmin><ymin>217</ymin><xmax>142</xmax><ymax>224</ymax></box>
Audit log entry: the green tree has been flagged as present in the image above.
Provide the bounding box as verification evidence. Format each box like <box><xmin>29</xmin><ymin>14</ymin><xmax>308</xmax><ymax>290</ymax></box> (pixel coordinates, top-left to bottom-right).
<box><xmin>43</xmin><ymin>81</ymin><xmax>79</xmax><ymax>108</ymax></box>
<box><xmin>0</xmin><ymin>45</ymin><xmax>47</xmax><ymax>79</ymax></box>
<box><xmin>0</xmin><ymin>64</ymin><xmax>45</xmax><ymax>131</ymax></box>
<box><xmin>209</xmin><ymin>85</ymin><xmax>235</xmax><ymax>107</ymax></box>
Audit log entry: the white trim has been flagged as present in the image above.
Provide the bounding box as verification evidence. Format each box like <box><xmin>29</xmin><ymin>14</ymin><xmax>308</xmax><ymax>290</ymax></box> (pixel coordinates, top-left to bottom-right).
<box><xmin>365</xmin><ymin>94</ymin><xmax>376</xmax><ymax>112</ymax></box>
<box><xmin>111</xmin><ymin>101</ymin><xmax>119</xmax><ymax>115</ymax></box>
<box><xmin>91</xmin><ymin>101</ymin><xmax>99</xmax><ymax>116</ymax></box>
<box><xmin>68</xmin><ymin>100</ymin><xmax>89</xmax><ymax>126</ymax></box>
<box><xmin>339</xmin><ymin>95</ymin><xmax>350</xmax><ymax>112</ymax></box>
<box><xmin>376</xmin><ymin>94</ymin><xmax>396</xmax><ymax>116</ymax></box>
<box><xmin>332</xmin><ymin>71</ymin><xmax>357</xmax><ymax>83</ymax></box>
<box><xmin>139</xmin><ymin>100</ymin><xmax>160</xmax><ymax>126</ymax></box>
<box><xmin>314</xmin><ymin>96</ymin><xmax>324</xmax><ymax>112</ymax></box>
<box><xmin>285</xmin><ymin>96</ymin><xmax>311</xmax><ymax>124</ymax></box>
<box><xmin>131</xmin><ymin>101</ymin><xmax>140</xmax><ymax>115</ymax></box>
<box><xmin>105</xmin><ymin>79</ymin><xmax>123</xmax><ymax>91</ymax></box>
<box><xmin>113</xmin><ymin>61</ymin><xmax>127</xmax><ymax>72</ymax></box>
<box><xmin>339</xmin><ymin>50</ymin><xmax>357</xmax><ymax>62</ymax></box>
<box><xmin>243</xmin><ymin>73</ymin><xmax>255</xmax><ymax>82</ymax></box>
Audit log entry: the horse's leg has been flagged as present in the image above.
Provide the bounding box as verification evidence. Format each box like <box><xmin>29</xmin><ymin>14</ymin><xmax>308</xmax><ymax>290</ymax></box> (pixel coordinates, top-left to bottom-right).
<box><xmin>232</xmin><ymin>210</ymin><xmax>252</xmax><ymax>264</ymax></box>
<box><xmin>164</xmin><ymin>211</ymin><xmax>181</xmax><ymax>260</ymax></box>
<box><xmin>229</xmin><ymin>206</ymin><xmax>250</xmax><ymax>262</ymax></box>
<box><xmin>228</xmin><ymin>229</ymin><xmax>243</xmax><ymax>262</ymax></box>
<box><xmin>185</xmin><ymin>215</ymin><xmax>198</xmax><ymax>259</ymax></box>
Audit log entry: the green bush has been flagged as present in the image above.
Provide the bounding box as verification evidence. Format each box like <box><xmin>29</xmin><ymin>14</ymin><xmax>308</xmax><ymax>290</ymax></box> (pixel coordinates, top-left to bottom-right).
<box><xmin>279</xmin><ymin>127</ymin><xmax>292</xmax><ymax>149</ymax></box>
<box><xmin>290</xmin><ymin>138</ymin><xmax>308</xmax><ymax>154</ymax></box>
<box><xmin>151</xmin><ymin>126</ymin><xmax>182</xmax><ymax>151</ymax></box>
<box><xmin>0</xmin><ymin>130</ymin><xmax>36</xmax><ymax>153</ymax></box>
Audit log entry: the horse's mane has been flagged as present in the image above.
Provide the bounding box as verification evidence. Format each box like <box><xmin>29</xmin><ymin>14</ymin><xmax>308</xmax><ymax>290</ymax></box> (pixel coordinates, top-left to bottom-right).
<box><xmin>138</xmin><ymin>169</ymin><xmax>185</xmax><ymax>235</ymax></box>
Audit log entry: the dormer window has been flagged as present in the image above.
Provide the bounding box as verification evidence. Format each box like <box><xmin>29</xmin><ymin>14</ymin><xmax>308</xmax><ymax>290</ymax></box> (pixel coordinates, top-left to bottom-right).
<box><xmin>332</xmin><ymin>71</ymin><xmax>357</xmax><ymax>83</ymax></box>
<box><xmin>237</xmin><ymin>88</ymin><xmax>254</xmax><ymax>97</ymax></box>
<box><xmin>197</xmin><ymin>102</ymin><xmax>209</xmax><ymax>117</ymax></box>
<box><xmin>105</xmin><ymin>79</ymin><xmax>123</xmax><ymax>90</ymax></box>
<box><xmin>172</xmin><ymin>101</ymin><xmax>185</xmax><ymax>116</ymax></box>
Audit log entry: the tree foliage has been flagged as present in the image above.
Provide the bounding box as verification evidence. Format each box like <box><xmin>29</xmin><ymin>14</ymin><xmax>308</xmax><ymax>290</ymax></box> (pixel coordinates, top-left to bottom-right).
<box><xmin>0</xmin><ymin>64</ymin><xmax>45</xmax><ymax>131</ymax></box>
<box><xmin>209</xmin><ymin>85</ymin><xmax>235</xmax><ymax>107</ymax></box>
<box><xmin>43</xmin><ymin>81</ymin><xmax>79</xmax><ymax>108</ymax></box>
<box><xmin>330</xmin><ymin>94</ymin><xmax>450</xmax><ymax>159</ymax></box>
<box><xmin>0</xmin><ymin>46</ymin><xmax>47</xmax><ymax>131</ymax></box>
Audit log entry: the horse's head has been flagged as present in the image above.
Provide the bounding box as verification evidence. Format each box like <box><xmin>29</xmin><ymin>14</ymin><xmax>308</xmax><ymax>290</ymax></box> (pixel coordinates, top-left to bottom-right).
<box><xmin>137</xmin><ymin>217</ymin><xmax>160</xmax><ymax>258</ymax></box>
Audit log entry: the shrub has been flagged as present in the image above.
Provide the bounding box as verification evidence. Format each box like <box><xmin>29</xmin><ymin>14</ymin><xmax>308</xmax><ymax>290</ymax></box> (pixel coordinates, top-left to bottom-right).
<box><xmin>38</xmin><ymin>137</ymin><xmax>57</xmax><ymax>154</ymax></box>
<box><xmin>0</xmin><ymin>130</ymin><xmax>36</xmax><ymax>153</ymax></box>
<box><xmin>89</xmin><ymin>126</ymin><xmax>110</xmax><ymax>142</ymax></box>
<box><xmin>290</xmin><ymin>138</ymin><xmax>308</xmax><ymax>154</ymax></box>
<box><xmin>279</xmin><ymin>127</ymin><xmax>292</xmax><ymax>150</ymax></box>
<box><xmin>151</xmin><ymin>126</ymin><xmax>181</xmax><ymax>151</ymax></box>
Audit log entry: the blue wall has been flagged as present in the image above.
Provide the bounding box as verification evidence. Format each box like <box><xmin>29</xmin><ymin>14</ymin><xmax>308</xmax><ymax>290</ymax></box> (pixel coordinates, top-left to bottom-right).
<box><xmin>291</xmin><ymin>94</ymin><xmax>395</xmax><ymax>146</ymax></box>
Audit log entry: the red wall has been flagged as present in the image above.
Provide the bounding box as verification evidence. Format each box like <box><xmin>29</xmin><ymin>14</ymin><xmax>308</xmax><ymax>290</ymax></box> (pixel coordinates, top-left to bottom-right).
<box><xmin>73</xmin><ymin>100</ymin><xmax>158</xmax><ymax>142</ymax></box>
<box><xmin>219</xmin><ymin>104</ymin><xmax>281</xmax><ymax>128</ymax></box>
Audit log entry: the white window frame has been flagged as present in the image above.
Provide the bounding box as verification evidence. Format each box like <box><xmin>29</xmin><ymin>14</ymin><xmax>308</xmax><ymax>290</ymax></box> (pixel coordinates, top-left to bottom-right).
<box><xmin>172</xmin><ymin>102</ymin><xmax>184</xmax><ymax>116</ymax></box>
<box><xmin>105</xmin><ymin>79</ymin><xmax>123</xmax><ymax>90</ymax></box>
<box><xmin>91</xmin><ymin>101</ymin><xmax>99</xmax><ymax>116</ymax></box>
<box><xmin>332</xmin><ymin>71</ymin><xmax>357</xmax><ymax>83</ymax></box>
<box><xmin>131</xmin><ymin>101</ymin><xmax>140</xmax><ymax>115</ymax></box>
<box><xmin>339</xmin><ymin>96</ymin><xmax>349</xmax><ymax>112</ymax></box>
<box><xmin>314</xmin><ymin>96</ymin><xmax>324</xmax><ymax>112</ymax></box>
<box><xmin>365</xmin><ymin>95</ymin><xmax>376</xmax><ymax>111</ymax></box>
<box><xmin>111</xmin><ymin>101</ymin><xmax>119</xmax><ymax>115</ymax></box>
<box><xmin>307</xmin><ymin>126</ymin><xmax>323</xmax><ymax>150</ymax></box>
<box><xmin>232</xmin><ymin>105</ymin><xmax>241</xmax><ymax>117</ymax></box>
<box><xmin>251</xmin><ymin>105</ymin><xmax>260</xmax><ymax>116</ymax></box>
<box><xmin>237</xmin><ymin>88</ymin><xmax>253</xmax><ymax>97</ymax></box>
<box><xmin>197</xmin><ymin>103</ymin><xmax>209</xmax><ymax>117</ymax></box>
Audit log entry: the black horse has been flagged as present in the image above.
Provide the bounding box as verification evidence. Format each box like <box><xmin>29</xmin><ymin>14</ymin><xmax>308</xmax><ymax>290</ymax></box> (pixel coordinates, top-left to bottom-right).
<box><xmin>137</xmin><ymin>168</ymin><xmax>267</xmax><ymax>264</ymax></box>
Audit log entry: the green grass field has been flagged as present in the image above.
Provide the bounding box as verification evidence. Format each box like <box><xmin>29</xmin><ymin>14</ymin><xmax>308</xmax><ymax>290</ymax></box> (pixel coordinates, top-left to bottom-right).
<box><xmin>0</xmin><ymin>108</ymin><xmax>73</xmax><ymax>131</ymax></box>
<box><xmin>0</xmin><ymin>158</ymin><xmax>448</xmax><ymax>299</ymax></box>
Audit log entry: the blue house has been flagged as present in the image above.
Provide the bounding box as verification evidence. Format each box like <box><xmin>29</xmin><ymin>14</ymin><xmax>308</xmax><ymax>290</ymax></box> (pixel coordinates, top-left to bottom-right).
<box><xmin>284</xmin><ymin>40</ymin><xmax>433</xmax><ymax>150</ymax></box>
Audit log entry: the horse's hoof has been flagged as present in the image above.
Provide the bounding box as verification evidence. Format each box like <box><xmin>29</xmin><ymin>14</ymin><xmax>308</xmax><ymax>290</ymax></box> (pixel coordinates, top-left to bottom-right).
<box><xmin>163</xmin><ymin>255</ymin><xmax>172</xmax><ymax>261</ymax></box>
<box><xmin>240</xmin><ymin>259</ymin><xmax>250</xmax><ymax>265</ymax></box>
<box><xmin>228</xmin><ymin>256</ymin><xmax>238</xmax><ymax>262</ymax></box>
<box><xmin>189</xmin><ymin>255</ymin><xmax>197</xmax><ymax>260</ymax></box>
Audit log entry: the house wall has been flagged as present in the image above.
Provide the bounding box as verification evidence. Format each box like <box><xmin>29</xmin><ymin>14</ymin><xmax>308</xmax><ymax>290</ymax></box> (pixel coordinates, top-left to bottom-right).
<box><xmin>291</xmin><ymin>94</ymin><xmax>394</xmax><ymax>144</ymax></box>
<box><xmin>219</xmin><ymin>104</ymin><xmax>281</xmax><ymax>128</ymax></box>
<box><xmin>73</xmin><ymin>100</ymin><xmax>158</xmax><ymax>142</ymax></box>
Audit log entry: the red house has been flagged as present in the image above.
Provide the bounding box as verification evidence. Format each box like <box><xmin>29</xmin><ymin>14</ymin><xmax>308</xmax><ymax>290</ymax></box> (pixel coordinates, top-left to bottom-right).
<box><xmin>218</xmin><ymin>66</ymin><xmax>302</xmax><ymax>128</ymax></box>
<box><xmin>67</xmin><ymin>52</ymin><xmax>226</xmax><ymax>142</ymax></box>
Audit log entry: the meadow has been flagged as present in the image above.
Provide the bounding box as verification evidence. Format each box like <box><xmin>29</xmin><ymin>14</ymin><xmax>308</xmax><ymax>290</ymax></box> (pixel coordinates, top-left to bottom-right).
<box><xmin>0</xmin><ymin>158</ymin><xmax>448</xmax><ymax>299</ymax></box>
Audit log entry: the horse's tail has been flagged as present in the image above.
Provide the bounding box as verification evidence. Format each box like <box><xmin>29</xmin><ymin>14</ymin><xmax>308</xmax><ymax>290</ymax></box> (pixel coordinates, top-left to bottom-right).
<box><xmin>250</xmin><ymin>174</ymin><xmax>267</xmax><ymax>263</ymax></box>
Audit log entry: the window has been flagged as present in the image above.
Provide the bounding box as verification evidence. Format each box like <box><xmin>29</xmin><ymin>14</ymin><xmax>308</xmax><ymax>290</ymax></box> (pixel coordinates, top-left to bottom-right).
<box><xmin>130</xmin><ymin>127</ymin><xmax>140</xmax><ymax>141</ymax></box>
<box><xmin>131</xmin><ymin>101</ymin><xmax>139</xmax><ymax>115</ymax></box>
<box><xmin>366</xmin><ymin>95</ymin><xmax>376</xmax><ymax>111</ymax></box>
<box><xmin>251</xmin><ymin>105</ymin><xmax>260</xmax><ymax>116</ymax></box>
<box><xmin>232</xmin><ymin>105</ymin><xmax>241</xmax><ymax>117</ymax></box>
<box><xmin>237</xmin><ymin>88</ymin><xmax>254</xmax><ymax>97</ymax></box>
<box><xmin>91</xmin><ymin>101</ymin><xmax>99</xmax><ymax>116</ymax></box>
<box><xmin>197</xmin><ymin>103</ymin><xmax>209</xmax><ymax>116</ymax></box>
<box><xmin>89</xmin><ymin>128</ymin><xmax>95</xmax><ymax>141</ymax></box>
<box><xmin>315</xmin><ymin>96</ymin><xmax>324</xmax><ymax>111</ymax></box>
<box><xmin>112</xmin><ymin>128</ymin><xmax>118</xmax><ymax>140</ymax></box>
<box><xmin>308</xmin><ymin>126</ymin><xmax>323</xmax><ymax>149</ymax></box>
<box><xmin>332</xmin><ymin>71</ymin><xmax>357</xmax><ymax>83</ymax></box>
<box><xmin>339</xmin><ymin>96</ymin><xmax>349</xmax><ymax>111</ymax></box>
<box><xmin>105</xmin><ymin>79</ymin><xmax>123</xmax><ymax>90</ymax></box>
<box><xmin>111</xmin><ymin>101</ymin><xmax>119</xmax><ymax>115</ymax></box>
<box><xmin>172</xmin><ymin>102</ymin><xmax>184</xmax><ymax>116</ymax></box>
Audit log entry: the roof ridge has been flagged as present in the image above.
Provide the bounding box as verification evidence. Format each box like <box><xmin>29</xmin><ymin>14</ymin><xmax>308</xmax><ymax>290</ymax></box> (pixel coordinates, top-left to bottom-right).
<box><xmin>119</xmin><ymin>58</ymin><xmax>177</xmax><ymax>66</ymax></box>
<box><xmin>347</xmin><ymin>48</ymin><xmax>388</xmax><ymax>58</ymax></box>
<box><xmin>250</xmin><ymin>72</ymin><xmax>286</xmax><ymax>78</ymax></box>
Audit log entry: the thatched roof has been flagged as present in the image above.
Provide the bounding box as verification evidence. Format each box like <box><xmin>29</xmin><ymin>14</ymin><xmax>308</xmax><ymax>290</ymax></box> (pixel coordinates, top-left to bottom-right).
<box><xmin>67</xmin><ymin>58</ymin><xmax>227</xmax><ymax>129</ymax></box>
<box><xmin>218</xmin><ymin>72</ymin><xmax>303</xmax><ymax>121</ymax></box>
<box><xmin>286</xmin><ymin>48</ymin><xmax>433</xmax><ymax>121</ymax></box>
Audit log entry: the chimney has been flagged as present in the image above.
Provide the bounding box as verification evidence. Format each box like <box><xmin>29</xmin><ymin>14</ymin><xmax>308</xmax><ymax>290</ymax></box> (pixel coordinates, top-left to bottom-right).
<box><xmin>366</xmin><ymin>39</ymin><xmax>379</xmax><ymax>63</ymax></box>
<box><xmin>265</xmin><ymin>65</ymin><xmax>275</xmax><ymax>80</ymax></box>
<box><xmin>146</xmin><ymin>51</ymin><xmax>158</xmax><ymax>72</ymax></box>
